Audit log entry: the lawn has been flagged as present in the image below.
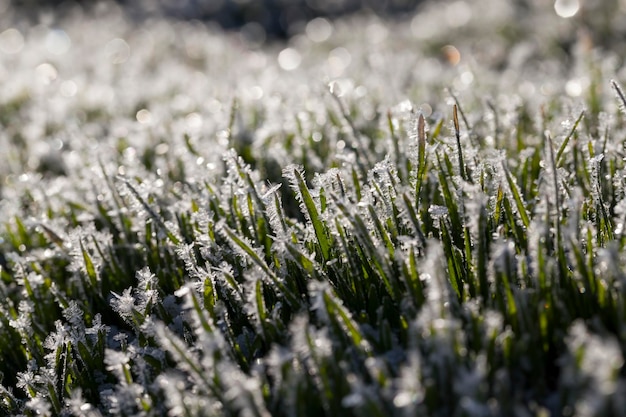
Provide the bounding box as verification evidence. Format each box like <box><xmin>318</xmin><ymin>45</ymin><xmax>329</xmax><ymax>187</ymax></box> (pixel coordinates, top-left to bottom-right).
<box><xmin>1</xmin><ymin>0</ymin><xmax>626</xmax><ymax>415</ymax></box>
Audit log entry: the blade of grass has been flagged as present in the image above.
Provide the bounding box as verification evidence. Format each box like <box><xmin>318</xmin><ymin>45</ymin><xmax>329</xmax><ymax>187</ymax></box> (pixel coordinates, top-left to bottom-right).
<box><xmin>501</xmin><ymin>162</ymin><xmax>530</xmax><ymax>229</ymax></box>
<box><xmin>292</xmin><ymin>168</ymin><xmax>331</xmax><ymax>262</ymax></box>
<box><xmin>555</xmin><ymin>110</ymin><xmax>584</xmax><ymax>166</ymax></box>
<box><xmin>453</xmin><ymin>104</ymin><xmax>468</xmax><ymax>182</ymax></box>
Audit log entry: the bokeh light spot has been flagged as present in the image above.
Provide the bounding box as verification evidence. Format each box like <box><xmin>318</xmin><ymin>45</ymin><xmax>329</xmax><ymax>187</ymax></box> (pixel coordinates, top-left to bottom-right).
<box><xmin>136</xmin><ymin>109</ymin><xmax>152</xmax><ymax>124</ymax></box>
<box><xmin>306</xmin><ymin>18</ymin><xmax>332</xmax><ymax>43</ymax></box>
<box><xmin>278</xmin><ymin>47</ymin><xmax>301</xmax><ymax>71</ymax></box>
<box><xmin>36</xmin><ymin>63</ymin><xmax>58</xmax><ymax>84</ymax></box>
<box><xmin>185</xmin><ymin>112</ymin><xmax>203</xmax><ymax>129</ymax></box>
<box><xmin>0</xmin><ymin>28</ymin><xmax>24</xmax><ymax>54</ymax></box>
<box><xmin>45</xmin><ymin>29</ymin><xmax>71</xmax><ymax>55</ymax></box>
<box><xmin>328</xmin><ymin>47</ymin><xmax>352</xmax><ymax>77</ymax></box>
<box><xmin>420</xmin><ymin>103</ymin><xmax>433</xmax><ymax>117</ymax></box>
<box><xmin>105</xmin><ymin>38</ymin><xmax>130</xmax><ymax>64</ymax></box>
<box><xmin>554</xmin><ymin>0</ymin><xmax>580</xmax><ymax>18</ymax></box>
<box><xmin>446</xmin><ymin>1</ymin><xmax>472</xmax><ymax>27</ymax></box>
<box><xmin>60</xmin><ymin>80</ymin><xmax>77</xmax><ymax>97</ymax></box>
<box><xmin>442</xmin><ymin>45</ymin><xmax>461</xmax><ymax>66</ymax></box>
<box><xmin>565</xmin><ymin>78</ymin><xmax>586</xmax><ymax>97</ymax></box>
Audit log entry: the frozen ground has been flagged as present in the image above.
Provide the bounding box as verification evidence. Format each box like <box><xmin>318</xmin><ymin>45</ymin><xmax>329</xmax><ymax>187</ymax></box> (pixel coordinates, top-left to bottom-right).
<box><xmin>1</xmin><ymin>0</ymin><xmax>626</xmax><ymax>416</ymax></box>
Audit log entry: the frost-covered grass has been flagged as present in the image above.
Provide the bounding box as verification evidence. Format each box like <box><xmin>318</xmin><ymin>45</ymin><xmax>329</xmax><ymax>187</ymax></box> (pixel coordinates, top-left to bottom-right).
<box><xmin>2</xmin><ymin>0</ymin><xmax>626</xmax><ymax>416</ymax></box>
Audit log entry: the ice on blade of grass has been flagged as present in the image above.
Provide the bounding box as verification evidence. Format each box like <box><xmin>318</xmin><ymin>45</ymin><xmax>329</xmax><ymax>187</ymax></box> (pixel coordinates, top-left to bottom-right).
<box><xmin>175</xmin><ymin>242</ymin><xmax>197</xmax><ymax>274</ymax></box>
<box><xmin>158</xmin><ymin>372</ymin><xmax>224</xmax><ymax>416</ymax></box>
<box><xmin>492</xmin><ymin>240</ymin><xmax>517</xmax><ymax>275</ymax></box>
<box><xmin>462</xmin><ymin>183</ymin><xmax>487</xmax><ymax>237</ymax></box>
<box><xmin>454</xmin><ymin>354</ymin><xmax>492</xmax><ymax>414</ymax></box>
<box><xmin>595</xmin><ymin>246</ymin><xmax>626</xmax><ymax>285</ymax></box>
<box><xmin>155</xmin><ymin>321</ymin><xmax>214</xmax><ymax>391</ymax></box>
<box><xmin>135</xmin><ymin>270</ymin><xmax>160</xmax><ymax>316</ymax></box>
<box><xmin>104</xmin><ymin>348</ymin><xmax>130</xmax><ymax>372</ymax></box>
<box><xmin>307</xmin><ymin>280</ymin><xmax>331</xmax><ymax>324</ymax></box>
<box><xmin>283</xmin><ymin>164</ymin><xmax>307</xmax><ymax>201</ymax></box>
<box><xmin>263</xmin><ymin>345</ymin><xmax>293</xmax><ymax>389</ymax></box>
<box><xmin>611</xmin><ymin>80</ymin><xmax>626</xmax><ymax>117</ymax></box>
<box><xmin>9</xmin><ymin>300</ymin><xmax>34</xmax><ymax>337</ymax></box>
<box><xmin>418</xmin><ymin>241</ymin><xmax>455</xmax><ymax>316</ymax></box>
<box><xmin>263</xmin><ymin>183</ymin><xmax>289</xmax><ymax>239</ymax></box>
<box><xmin>43</xmin><ymin>320</ymin><xmax>68</xmax><ymax>353</ymax></box>
<box><xmin>110</xmin><ymin>288</ymin><xmax>137</xmax><ymax>324</ymax></box>
<box><xmin>562</xmin><ymin>321</ymin><xmax>624</xmax><ymax>416</ymax></box>
<box><xmin>341</xmin><ymin>385</ymin><xmax>366</xmax><ymax>409</ymax></box>
<box><xmin>613</xmin><ymin>197</ymin><xmax>626</xmax><ymax>236</ymax></box>
<box><xmin>99</xmin><ymin>384</ymin><xmax>146</xmax><ymax>416</ymax></box>
<box><xmin>588</xmin><ymin>153</ymin><xmax>605</xmax><ymax>203</ymax></box>
<box><xmin>66</xmin><ymin>389</ymin><xmax>103</xmax><ymax>417</ymax></box>
<box><xmin>25</xmin><ymin>395</ymin><xmax>52</xmax><ymax>416</ymax></box>
<box><xmin>220</xmin><ymin>362</ymin><xmax>271</xmax><ymax>417</ymax></box>
<box><xmin>15</xmin><ymin>371</ymin><xmax>36</xmax><ymax>395</ymax></box>
<box><xmin>85</xmin><ymin>314</ymin><xmax>109</xmax><ymax>341</ymax></box>
<box><xmin>428</xmin><ymin>205</ymin><xmax>448</xmax><ymax>220</ymax></box>
<box><xmin>62</xmin><ymin>300</ymin><xmax>84</xmax><ymax>328</ymax></box>
<box><xmin>394</xmin><ymin>352</ymin><xmax>425</xmax><ymax>412</ymax></box>
<box><xmin>18</xmin><ymin>271</ymin><xmax>44</xmax><ymax>292</ymax></box>
<box><xmin>65</xmin><ymin>226</ymin><xmax>104</xmax><ymax>276</ymax></box>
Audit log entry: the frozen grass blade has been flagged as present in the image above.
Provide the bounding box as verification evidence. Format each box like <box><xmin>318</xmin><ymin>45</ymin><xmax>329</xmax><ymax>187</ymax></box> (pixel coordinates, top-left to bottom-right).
<box><xmin>415</xmin><ymin>113</ymin><xmax>428</xmax><ymax>197</ymax></box>
<box><xmin>221</xmin><ymin>223</ymin><xmax>299</xmax><ymax>308</ymax></box>
<box><xmin>290</xmin><ymin>167</ymin><xmax>332</xmax><ymax>262</ymax></box>
<box><xmin>80</xmin><ymin>239</ymin><xmax>98</xmax><ymax>289</ymax></box>
<box><xmin>330</xmin><ymin>87</ymin><xmax>374</xmax><ymax>170</ymax></box>
<box><xmin>501</xmin><ymin>162</ymin><xmax>530</xmax><ymax>229</ymax></box>
<box><xmin>453</xmin><ymin>104</ymin><xmax>468</xmax><ymax>182</ymax></box>
<box><xmin>121</xmin><ymin>178</ymin><xmax>181</xmax><ymax>245</ymax></box>
<box><xmin>556</xmin><ymin>110</ymin><xmax>585</xmax><ymax>166</ymax></box>
<box><xmin>323</xmin><ymin>290</ymin><xmax>371</xmax><ymax>356</ymax></box>
<box><xmin>611</xmin><ymin>79</ymin><xmax>626</xmax><ymax>116</ymax></box>
<box><xmin>436</xmin><ymin>153</ymin><xmax>464</xmax><ymax>249</ymax></box>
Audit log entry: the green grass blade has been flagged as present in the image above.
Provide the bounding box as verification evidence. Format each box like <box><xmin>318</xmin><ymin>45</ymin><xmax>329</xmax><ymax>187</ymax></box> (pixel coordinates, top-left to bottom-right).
<box><xmin>292</xmin><ymin>167</ymin><xmax>331</xmax><ymax>262</ymax></box>
<box><xmin>502</xmin><ymin>162</ymin><xmax>530</xmax><ymax>229</ymax></box>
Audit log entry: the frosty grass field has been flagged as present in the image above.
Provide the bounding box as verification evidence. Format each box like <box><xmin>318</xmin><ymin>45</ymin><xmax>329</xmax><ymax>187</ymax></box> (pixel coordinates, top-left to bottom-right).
<box><xmin>1</xmin><ymin>0</ymin><xmax>626</xmax><ymax>415</ymax></box>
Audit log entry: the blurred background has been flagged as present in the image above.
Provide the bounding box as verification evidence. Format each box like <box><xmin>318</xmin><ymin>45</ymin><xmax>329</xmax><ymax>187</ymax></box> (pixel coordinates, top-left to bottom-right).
<box><xmin>7</xmin><ymin>0</ymin><xmax>423</xmax><ymax>37</ymax></box>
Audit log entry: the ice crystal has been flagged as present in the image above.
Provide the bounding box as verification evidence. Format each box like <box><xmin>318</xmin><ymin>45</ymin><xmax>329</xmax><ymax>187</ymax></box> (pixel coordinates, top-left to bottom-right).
<box><xmin>562</xmin><ymin>321</ymin><xmax>625</xmax><ymax>416</ymax></box>
<box><xmin>43</xmin><ymin>320</ymin><xmax>67</xmax><ymax>352</ymax></box>
<box><xmin>110</xmin><ymin>289</ymin><xmax>137</xmax><ymax>324</ymax></box>
<box><xmin>15</xmin><ymin>371</ymin><xmax>36</xmax><ymax>394</ymax></box>
<box><xmin>62</xmin><ymin>300</ymin><xmax>84</xmax><ymax>328</ymax></box>
<box><xmin>85</xmin><ymin>314</ymin><xmax>109</xmax><ymax>342</ymax></box>
<box><xmin>25</xmin><ymin>395</ymin><xmax>52</xmax><ymax>416</ymax></box>
<box><xmin>66</xmin><ymin>389</ymin><xmax>103</xmax><ymax>417</ymax></box>
<box><xmin>9</xmin><ymin>300</ymin><xmax>34</xmax><ymax>337</ymax></box>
